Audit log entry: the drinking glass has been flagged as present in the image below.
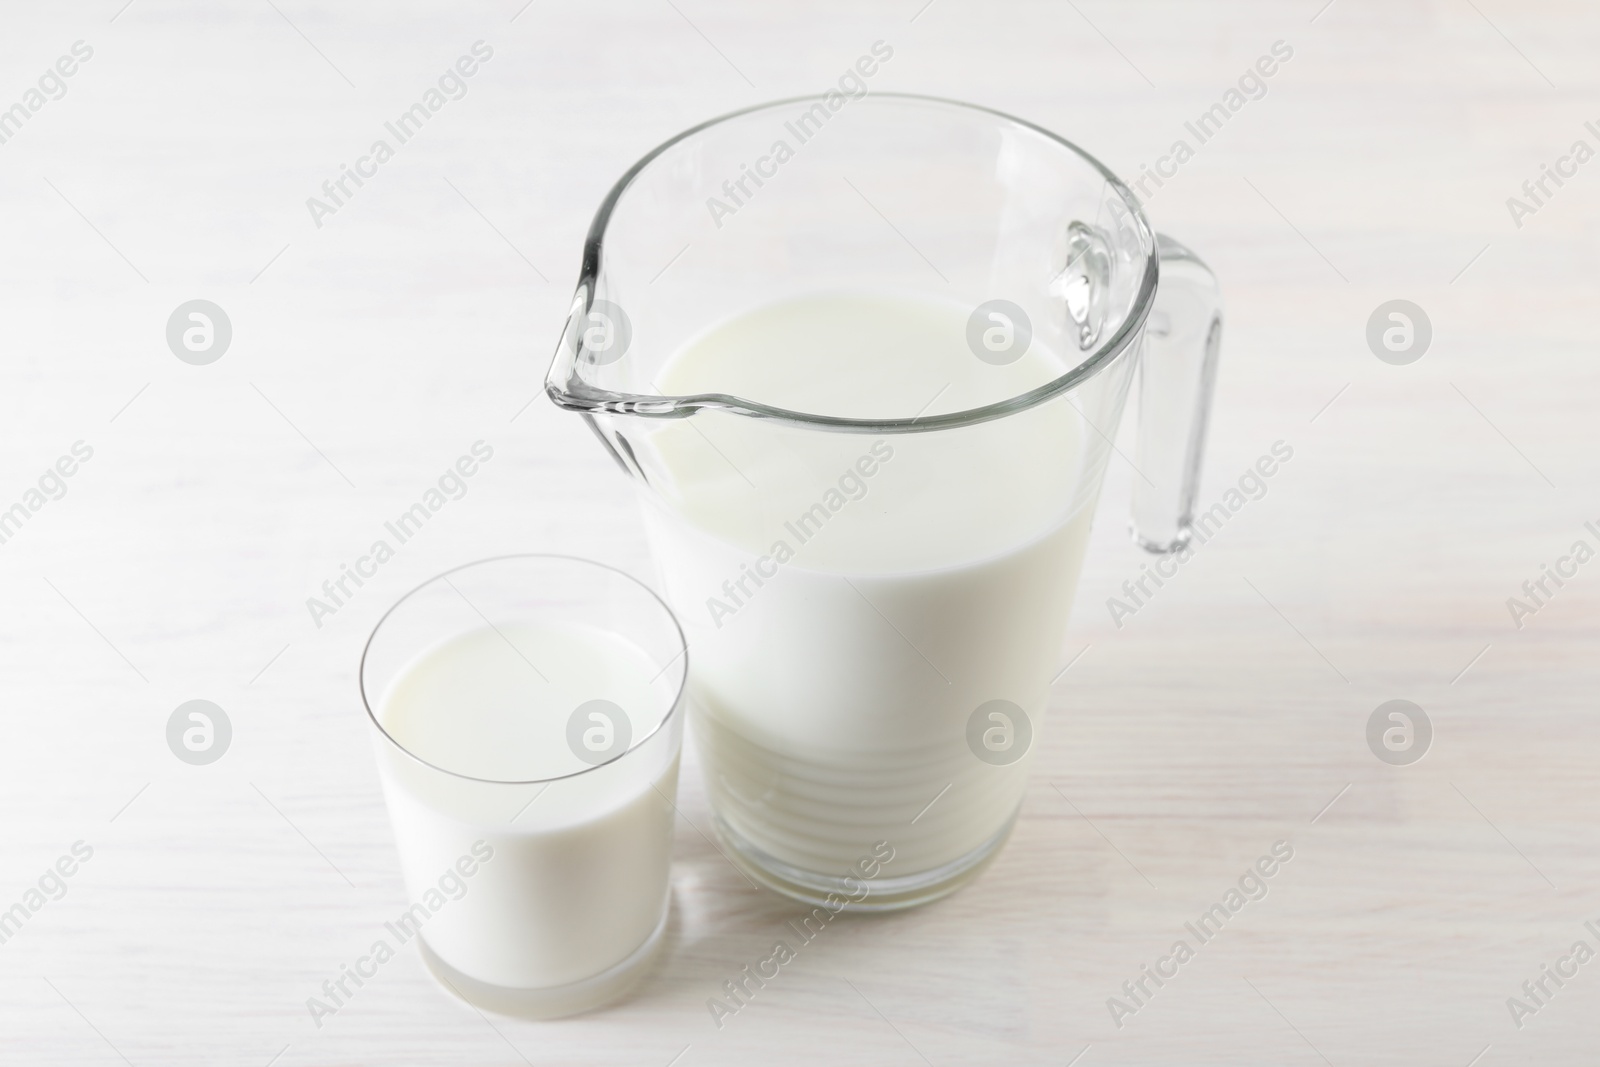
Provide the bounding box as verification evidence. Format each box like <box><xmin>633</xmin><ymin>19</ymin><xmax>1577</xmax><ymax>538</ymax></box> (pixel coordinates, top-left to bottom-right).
<box><xmin>359</xmin><ymin>554</ymin><xmax>688</xmax><ymax>1017</ymax></box>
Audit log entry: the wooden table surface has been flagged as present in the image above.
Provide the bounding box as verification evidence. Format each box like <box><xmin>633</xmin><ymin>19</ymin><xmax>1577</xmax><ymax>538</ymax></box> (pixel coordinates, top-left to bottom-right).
<box><xmin>3</xmin><ymin>1</ymin><xmax>1598</xmax><ymax>1063</ymax></box>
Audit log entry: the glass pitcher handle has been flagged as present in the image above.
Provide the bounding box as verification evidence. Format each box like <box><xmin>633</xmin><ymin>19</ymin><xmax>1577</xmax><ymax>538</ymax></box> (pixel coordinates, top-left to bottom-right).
<box><xmin>1131</xmin><ymin>234</ymin><xmax>1223</xmax><ymax>553</ymax></box>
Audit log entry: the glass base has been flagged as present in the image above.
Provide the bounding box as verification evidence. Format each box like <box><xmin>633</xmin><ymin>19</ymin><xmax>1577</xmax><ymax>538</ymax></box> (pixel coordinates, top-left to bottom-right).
<box><xmin>712</xmin><ymin>810</ymin><xmax>1018</xmax><ymax>912</ymax></box>
<box><xmin>419</xmin><ymin>901</ymin><xmax>669</xmax><ymax>1020</ymax></box>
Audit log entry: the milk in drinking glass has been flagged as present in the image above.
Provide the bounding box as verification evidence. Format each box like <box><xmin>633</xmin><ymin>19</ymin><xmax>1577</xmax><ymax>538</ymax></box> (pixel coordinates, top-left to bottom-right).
<box><xmin>360</xmin><ymin>555</ymin><xmax>687</xmax><ymax>1018</ymax></box>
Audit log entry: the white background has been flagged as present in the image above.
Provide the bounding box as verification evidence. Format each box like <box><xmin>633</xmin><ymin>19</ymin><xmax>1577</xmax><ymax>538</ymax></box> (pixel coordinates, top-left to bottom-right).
<box><xmin>1</xmin><ymin>1</ymin><xmax>1597</xmax><ymax>1064</ymax></box>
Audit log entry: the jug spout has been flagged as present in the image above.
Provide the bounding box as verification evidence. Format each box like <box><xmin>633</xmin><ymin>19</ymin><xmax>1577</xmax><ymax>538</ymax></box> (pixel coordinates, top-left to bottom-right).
<box><xmin>546</xmin><ymin>288</ymin><xmax>689</xmax><ymax>420</ymax></box>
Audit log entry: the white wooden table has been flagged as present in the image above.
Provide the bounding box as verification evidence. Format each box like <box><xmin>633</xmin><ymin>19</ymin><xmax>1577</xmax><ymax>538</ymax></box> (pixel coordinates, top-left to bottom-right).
<box><xmin>3</xmin><ymin>1</ymin><xmax>1597</xmax><ymax>1063</ymax></box>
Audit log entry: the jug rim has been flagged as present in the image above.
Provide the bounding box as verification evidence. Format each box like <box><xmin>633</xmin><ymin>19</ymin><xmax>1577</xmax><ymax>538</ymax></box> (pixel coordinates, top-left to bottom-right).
<box><xmin>547</xmin><ymin>92</ymin><xmax>1159</xmax><ymax>434</ymax></box>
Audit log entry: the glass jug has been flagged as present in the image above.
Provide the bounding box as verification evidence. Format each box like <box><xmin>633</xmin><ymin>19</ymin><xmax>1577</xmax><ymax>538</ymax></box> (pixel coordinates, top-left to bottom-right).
<box><xmin>546</xmin><ymin>94</ymin><xmax>1221</xmax><ymax>910</ymax></box>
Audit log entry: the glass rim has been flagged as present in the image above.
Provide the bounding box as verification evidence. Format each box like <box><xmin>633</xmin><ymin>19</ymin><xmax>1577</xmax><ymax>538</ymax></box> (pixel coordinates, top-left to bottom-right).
<box><xmin>357</xmin><ymin>553</ymin><xmax>689</xmax><ymax>787</ymax></box>
<box><xmin>545</xmin><ymin>91</ymin><xmax>1160</xmax><ymax>435</ymax></box>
